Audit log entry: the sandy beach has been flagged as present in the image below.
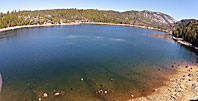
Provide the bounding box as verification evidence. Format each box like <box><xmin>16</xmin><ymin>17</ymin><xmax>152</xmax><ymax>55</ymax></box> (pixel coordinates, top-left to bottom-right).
<box><xmin>129</xmin><ymin>64</ymin><xmax>198</xmax><ymax>101</ymax></box>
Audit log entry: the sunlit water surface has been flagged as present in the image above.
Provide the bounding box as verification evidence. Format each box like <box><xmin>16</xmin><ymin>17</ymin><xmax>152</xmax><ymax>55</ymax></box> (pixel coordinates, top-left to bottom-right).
<box><xmin>0</xmin><ymin>25</ymin><xmax>197</xmax><ymax>101</ymax></box>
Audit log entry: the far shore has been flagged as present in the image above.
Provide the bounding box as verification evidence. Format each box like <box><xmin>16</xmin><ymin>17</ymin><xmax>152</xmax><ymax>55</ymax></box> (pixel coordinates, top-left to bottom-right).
<box><xmin>0</xmin><ymin>23</ymin><xmax>80</xmax><ymax>33</ymax></box>
<box><xmin>129</xmin><ymin>64</ymin><xmax>198</xmax><ymax>101</ymax></box>
<box><xmin>0</xmin><ymin>22</ymin><xmax>172</xmax><ymax>34</ymax></box>
<box><xmin>81</xmin><ymin>22</ymin><xmax>172</xmax><ymax>34</ymax></box>
<box><xmin>1</xmin><ymin>22</ymin><xmax>197</xmax><ymax>52</ymax></box>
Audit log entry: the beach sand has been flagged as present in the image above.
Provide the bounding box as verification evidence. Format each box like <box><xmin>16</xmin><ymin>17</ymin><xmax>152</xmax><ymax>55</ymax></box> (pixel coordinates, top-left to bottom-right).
<box><xmin>129</xmin><ymin>65</ymin><xmax>198</xmax><ymax>101</ymax></box>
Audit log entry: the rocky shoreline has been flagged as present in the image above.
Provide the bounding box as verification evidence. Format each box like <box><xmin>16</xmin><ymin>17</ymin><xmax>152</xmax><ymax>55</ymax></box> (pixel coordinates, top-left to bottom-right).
<box><xmin>172</xmin><ymin>36</ymin><xmax>198</xmax><ymax>51</ymax></box>
<box><xmin>129</xmin><ymin>64</ymin><xmax>198</xmax><ymax>101</ymax></box>
<box><xmin>0</xmin><ymin>22</ymin><xmax>172</xmax><ymax>34</ymax></box>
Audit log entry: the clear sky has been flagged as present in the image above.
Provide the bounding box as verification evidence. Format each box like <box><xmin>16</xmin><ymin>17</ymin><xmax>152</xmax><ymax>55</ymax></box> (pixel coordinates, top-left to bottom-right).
<box><xmin>0</xmin><ymin>0</ymin><xmax>197</xmax><ymax>20</ymax></box>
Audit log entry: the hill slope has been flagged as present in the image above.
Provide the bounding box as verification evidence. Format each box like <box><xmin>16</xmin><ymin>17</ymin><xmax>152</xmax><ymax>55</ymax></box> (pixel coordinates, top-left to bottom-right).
<box><xmin>0</xmin><ymin>9</ymin><xmax>176</xmax><ymax>32</ymax></box>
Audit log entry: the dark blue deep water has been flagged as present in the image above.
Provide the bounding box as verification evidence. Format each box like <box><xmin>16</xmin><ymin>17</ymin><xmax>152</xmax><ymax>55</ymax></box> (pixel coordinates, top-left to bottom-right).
<box><xmin>0</xmin><ymin>25</ymin><xmax>197</xmax><ymax>101</ymax></box>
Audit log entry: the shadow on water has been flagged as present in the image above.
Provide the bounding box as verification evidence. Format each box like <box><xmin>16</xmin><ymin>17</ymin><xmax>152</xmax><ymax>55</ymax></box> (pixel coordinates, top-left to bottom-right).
<box><xmin>0</xmin><ymin>29</ymin><xmax>20</xmax><ymax>37</ymax></box>
<box><xmin>176</xmin><ymin>43</ymin><xmax>198</xmax><ymax>63</ymax></box>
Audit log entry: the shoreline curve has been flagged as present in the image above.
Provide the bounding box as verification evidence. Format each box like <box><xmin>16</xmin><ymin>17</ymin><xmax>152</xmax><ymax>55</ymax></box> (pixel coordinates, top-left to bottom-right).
<box><xmin>0</xmin><ymin>22</ymin><xmax>172</xmax><ymax>34</ymax></box>
<box><xmin>129</xmin><ymin>64</ymin><xmax>198</xmax><ymax>101</ymax></box>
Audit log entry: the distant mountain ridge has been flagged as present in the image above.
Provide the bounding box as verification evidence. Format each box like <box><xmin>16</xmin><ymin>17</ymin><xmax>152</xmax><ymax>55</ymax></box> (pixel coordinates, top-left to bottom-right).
<box><xmin>122</xmin><ymin>10</ymin><xmax>176</xmax><ymax>24</ymax></box>
<box><xmin>175</xmin><ymin>19</ymin><xmax>197</xmax><ymax>27</ymax></box>
<box><xmin>103</xmin><ymin>10</ymin><xmax>177</xmax><ymax>26</ymax></box>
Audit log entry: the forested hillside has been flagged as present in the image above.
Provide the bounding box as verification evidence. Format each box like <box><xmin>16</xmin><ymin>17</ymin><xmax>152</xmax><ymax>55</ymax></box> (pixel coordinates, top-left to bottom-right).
<box><xmin>0</xmin><ymin>9</ymin><xmax>176</xmax><ymax>31</ymax></box>
<box><xmin>173</xmin><ymin>20</ymin><xmax>198</xmax><ymax>46</ymax></box>
<box><xmin>0</xmin><ymin>11</ymin><xmax>30</xmax><ymax>28</ymax></box>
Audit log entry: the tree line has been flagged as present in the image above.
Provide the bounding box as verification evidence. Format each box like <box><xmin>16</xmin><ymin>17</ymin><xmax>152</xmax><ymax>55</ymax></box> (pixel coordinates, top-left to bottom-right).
<box><xmin>0</xmin><ymin>11</ymin><xmax>30</xmax><ymax>28</ymax></box>
<box><xmin>0</xmin><ymin>9</ymin><xmax>174</xmax><ymax>31</ymax></box>
<box><xmin>0</xmin><ymin>9</ymin><xmax>130</xmax><ymax>28</ymax></box>
<box><xmin>173</xmin><ymin>21</ymin><xmax>198</xmax><ymax>46</ymax></box>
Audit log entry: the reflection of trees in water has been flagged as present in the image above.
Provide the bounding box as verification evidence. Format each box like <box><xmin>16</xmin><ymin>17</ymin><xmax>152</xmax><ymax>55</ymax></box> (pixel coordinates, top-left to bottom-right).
<box><xmin>180</xmin><ymin>44</ymin><xmax>198</xmax><ymax>59</ymax></box>
<box><xmin>0</xmin><ymin>30</ymin><xmax>19</xmax><ymax>39</ymax></box>
<box><xmin>152</xmin><ymin>33</ymin><xmax>198</xmax><ymax>63</ymax></box>
<box><xmin>0</xmin><ymin>27</ymin><xmax>46</xmax><ymax>40</ymax></box>
<box><xmin>151</xmin><ymin>33</ymin><xmax>173</xmax><ymax>42</ymax></box>
<box><xmin>178</xmin><ymin>44</ymin><xmax>198</xmax><ymax>63</ymax></box>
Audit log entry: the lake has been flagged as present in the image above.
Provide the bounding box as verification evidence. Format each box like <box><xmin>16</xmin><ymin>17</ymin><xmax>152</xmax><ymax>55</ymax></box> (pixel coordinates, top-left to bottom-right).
<box><xmin>0</xmin><ymin>24</ymin><xmax>197</xmax><ymax>101</ymax></box>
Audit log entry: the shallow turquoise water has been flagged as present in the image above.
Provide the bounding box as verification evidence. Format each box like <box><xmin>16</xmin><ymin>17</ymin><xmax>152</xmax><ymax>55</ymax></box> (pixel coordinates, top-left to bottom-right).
<box><xmin>0</xmin><ymin>25</ymin><xmax>197</xmax><ymax>101</ymax></box>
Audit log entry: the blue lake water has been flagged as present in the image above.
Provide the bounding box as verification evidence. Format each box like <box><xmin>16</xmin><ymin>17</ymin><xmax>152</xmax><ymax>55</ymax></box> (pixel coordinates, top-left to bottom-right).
<box><xmin>0</xmin><ymin>24</ymin><xmax>197</xmax><ymax>101</ymax></box>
